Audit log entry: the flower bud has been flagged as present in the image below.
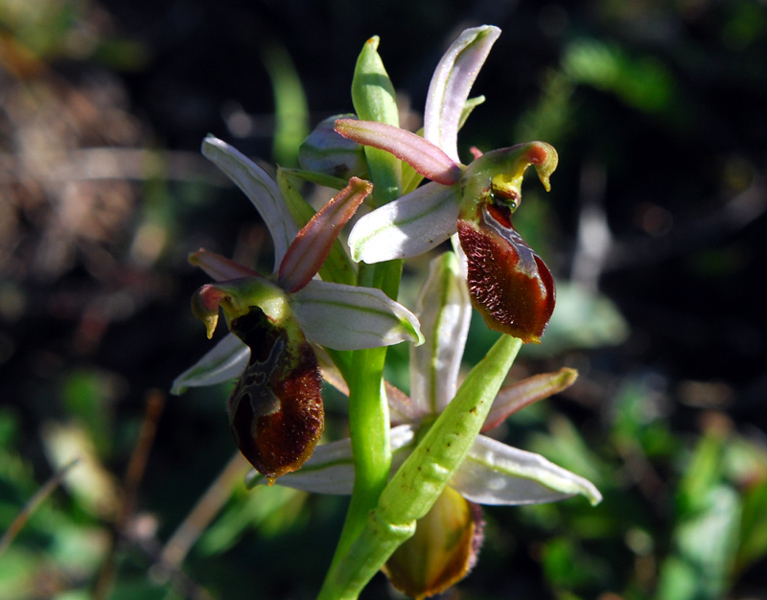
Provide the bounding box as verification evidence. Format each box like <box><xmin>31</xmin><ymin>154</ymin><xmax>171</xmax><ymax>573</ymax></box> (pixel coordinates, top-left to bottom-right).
<box><xmin>383</xmin><ymin>486</ymin><xmax>484</xmax><ymax>599</ymax></box>
<box><xmin>299</xmin><ymin>115</ymin><xmax>369</xmax><ymax>179</ymax></box>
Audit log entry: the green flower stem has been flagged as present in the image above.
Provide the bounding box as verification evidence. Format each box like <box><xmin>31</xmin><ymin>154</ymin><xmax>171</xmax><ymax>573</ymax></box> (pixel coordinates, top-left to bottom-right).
<box><xmin>320</xmin><ymin>34</ymin><xmax>407</xmax><ymax>594</ymax></box>
<box><xmin>319</xmin><ymin>334</ymin><xmax>523</xmax><ymax>599</ymax></box>
<box><xmin>323</xmin><ymin>257</ymin><xmax>403</xmax><ymax>578</ymax></box>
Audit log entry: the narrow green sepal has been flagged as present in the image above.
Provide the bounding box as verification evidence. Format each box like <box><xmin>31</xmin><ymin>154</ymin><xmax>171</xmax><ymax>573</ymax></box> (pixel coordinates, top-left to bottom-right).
<box><xmin>351</xmin><ymin>36</ymin><xmax>401</xmax><ymax>206</ymax></box>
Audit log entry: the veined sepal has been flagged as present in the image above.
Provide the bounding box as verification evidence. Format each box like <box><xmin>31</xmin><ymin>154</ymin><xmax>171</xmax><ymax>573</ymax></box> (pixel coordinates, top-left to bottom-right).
<box><xmin>424</xmin><ymin>25</ymin><xmax>500</xmax><ymax>164</ymax></box>
<box><xmin>298</xmin><ymin>114</ymin><xmax>369</xmax><ymax>180</ymax></box>
<box><xmin>201</xmin><ymin>135</ymin><xmax>297</xmax><ymax>271</ymax></box>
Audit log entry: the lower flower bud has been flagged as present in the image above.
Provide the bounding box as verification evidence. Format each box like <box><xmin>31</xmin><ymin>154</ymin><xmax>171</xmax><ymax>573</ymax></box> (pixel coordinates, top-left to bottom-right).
<box><xmin>383</xmin><ymin>486</ymin><xmax>484</xmax><ymax>599</ymax></box>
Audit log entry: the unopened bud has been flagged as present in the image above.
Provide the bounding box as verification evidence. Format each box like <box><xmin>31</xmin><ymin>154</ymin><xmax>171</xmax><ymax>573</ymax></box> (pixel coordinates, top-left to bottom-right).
<box><xmin>299</xmin><ymin>115</ymin><xmax>369</xmax><ymax>179</ymax></box>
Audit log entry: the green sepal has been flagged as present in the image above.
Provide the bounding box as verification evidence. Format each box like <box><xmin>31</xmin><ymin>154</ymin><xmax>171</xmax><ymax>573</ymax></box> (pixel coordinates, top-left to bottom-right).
<box><xmin>351</xmin><ymin>36</ymin><xmax>401</xmax><ymax>206</ymax></box>
<box><xmin>279</xmin><ymin>167</ymin><xmax>350</xmax><ymax>191</ymax></box>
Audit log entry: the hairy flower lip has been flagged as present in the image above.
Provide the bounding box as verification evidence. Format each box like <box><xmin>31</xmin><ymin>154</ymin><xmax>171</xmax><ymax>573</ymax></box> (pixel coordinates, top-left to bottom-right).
<box><xmin>457</xmin><ymin>211</ymin><xmax>555</xmax><ymax>344</ymax></box>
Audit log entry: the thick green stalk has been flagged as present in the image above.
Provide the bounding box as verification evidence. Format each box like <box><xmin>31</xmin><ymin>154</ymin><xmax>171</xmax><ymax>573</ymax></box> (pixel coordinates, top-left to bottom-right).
<box><xmin>320</xmin><ymin>34</ymin><xmax>404</xmax><ymax>590</ymax></box>
<box><xmin>324</xmin><ymin>260</ymin><xmax>403</xmax><ymax>563</ymax></box>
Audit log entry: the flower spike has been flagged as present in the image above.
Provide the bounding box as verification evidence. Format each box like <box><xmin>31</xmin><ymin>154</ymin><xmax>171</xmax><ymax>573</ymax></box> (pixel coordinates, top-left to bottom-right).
<box><xmin>176</xmin><ymin>135</ymin><xmax>425</xmax><ymax>484</ymax></box>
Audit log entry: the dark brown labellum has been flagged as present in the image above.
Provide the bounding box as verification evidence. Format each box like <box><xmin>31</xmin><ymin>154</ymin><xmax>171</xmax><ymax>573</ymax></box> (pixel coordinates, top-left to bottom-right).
<box><xmin>228</xmin><ymin>306</ymin><xmax>324</xmax><ymax>482</ymax></box>
<box><xmin>457</xmin><ymin>201</ymin><xmax>555</xmax><ymax>343</ymax></box>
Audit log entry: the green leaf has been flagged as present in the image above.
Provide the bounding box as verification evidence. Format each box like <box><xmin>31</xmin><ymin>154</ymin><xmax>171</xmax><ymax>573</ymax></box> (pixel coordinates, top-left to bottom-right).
<box><xmin>318</xmin><ymin>335</ymin><xmax>522</xmax><ymax>599</ymax></box>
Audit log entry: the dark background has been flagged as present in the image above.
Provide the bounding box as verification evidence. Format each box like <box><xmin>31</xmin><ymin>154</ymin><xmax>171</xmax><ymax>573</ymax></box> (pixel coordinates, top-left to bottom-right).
<box><xmin>2</xmin><ymin>1</ymin><xmax>766</xmax><ymax>598</ymax></box>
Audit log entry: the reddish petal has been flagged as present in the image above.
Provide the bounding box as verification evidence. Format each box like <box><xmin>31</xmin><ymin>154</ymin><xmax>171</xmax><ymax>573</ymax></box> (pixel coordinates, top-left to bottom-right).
<box><xmin>189</xmin><ymin>249</ymin><xmax>260</xmax><ymax>281</ymax></box>
<box><xmin>457</xmin><ymin>202</ymin><xmax>555</xmax><ymax>343</ymax></box>
<box><xmin>482</xmin><ymin>367</ymin><xmax>578</xmax><ymax>432</ymax></box>
<box><xmin>227</xmin><ymin>306</ymin><xmax>324</xmax><ymax>482</ymax></box>
<box><xmin>278</xmin><ymin>177</ymin><xmax>371</xmax><ymax>292</ymax></box>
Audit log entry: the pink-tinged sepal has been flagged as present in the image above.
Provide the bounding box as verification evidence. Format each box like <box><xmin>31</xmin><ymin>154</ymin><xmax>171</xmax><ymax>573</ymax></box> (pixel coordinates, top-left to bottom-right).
<box><xmin>228</xmin><ymin>306</ymin><xmax>324</xmax><ymax>483</ymax></box>
<box><xmin>457</xmin><ymin>202</ymin><xmax>555</xmax><ymax>343</ymax></box>
<box><xmin>189</xmin><ymin>249</ymin><xmax>260</xmax><ymax>282</ymax></box>
<box><xmin>334</xmin><ymin>118</ymin><xmax>463</xmax><ymax>186</ymax></box>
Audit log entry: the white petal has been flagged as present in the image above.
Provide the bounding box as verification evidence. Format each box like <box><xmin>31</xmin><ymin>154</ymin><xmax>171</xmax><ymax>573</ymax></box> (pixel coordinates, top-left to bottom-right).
<box><xmin>452</xmin><ymin>435</ymin><xmax>603</xmax><ymax>506</ymax></box>
<box><xmin>202</xmin><ymin>136</ymin><xmax>298</xmax><ymax>270</ymax></box>
<box><xmin>290</xmin><ymin>280</ymin><xmax>424</xmax><ymax>350</ymax></box>
<box><xmin>410</xmin><ymin>252</ymin><xmax>471</xmax><ymax>416</ymax></box>
<box><xmin>424</xmin><ymin>26</ymin><xmax>501</xmax><ymax>162</ymax></box>
<box><xmin>171</xmin><ymin>333</ymin><xmax>249</xmax><ymax>395</ymax></box>
<box><xmin>347</xmin><ymin>181</ymin><xmax>460</xmax><ymax>263</ymax></box>
<box><xmin>246</xmin><ymin>425</ymin><xmax>417</xmax><ymax>493</ymax></box>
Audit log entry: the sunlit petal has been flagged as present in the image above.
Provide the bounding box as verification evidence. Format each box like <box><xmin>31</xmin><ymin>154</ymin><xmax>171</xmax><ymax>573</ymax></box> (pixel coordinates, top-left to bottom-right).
<box><xmin>410</xmin><ymin>252</ymin><xmax>471</xmax><ymax>416</ymax></box>
<box><xmin>452</xmin><ymin>435</ymin><xmax>602</xmax><ymax>506</ymax></box>
<box><xmin>348</xmin><ymin>182</ymin><xmax>461</xmax><ymax>263</ymax></box>
<box><xmin>290</xmin><ymin>280</ymin><xmax>424</xmax><ymax>350</ymax></box>
<box><xmin>424</xmin><ymin>26</ymin><xmax>500</xmax><ymax>162</ymax></box>
<box><xmin>335</xmin><ymin>118</ymin><xmax>462</xmax><ymax>185</ymax></box>
<box><xmin>170</xmin><ymin>333</ymin><xmax>249</xmax><ymax>395</ymax></box>
<box><xmin>202</xmin><ymin>135</ymin><xmax>298</xmax><ymax>270</ymax></box>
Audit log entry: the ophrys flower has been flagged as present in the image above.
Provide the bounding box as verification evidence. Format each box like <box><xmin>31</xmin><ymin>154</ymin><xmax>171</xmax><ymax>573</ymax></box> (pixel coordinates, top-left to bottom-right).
<box><xmin>173</xmin><ymin>136</ymin><xmax>423</xmax><ymax>481</ymax></box>
<box><xmin>336</xmin><ymin>26</ymin><xmax>557</xmax><ymax>343</ymax></box>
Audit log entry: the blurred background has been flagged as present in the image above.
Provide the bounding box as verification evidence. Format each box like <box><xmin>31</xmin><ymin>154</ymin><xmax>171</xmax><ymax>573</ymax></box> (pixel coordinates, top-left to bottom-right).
<box><xmin>1</xmin><ymin>0</ymin><xmax>766</xmax><ymax>598</ymax></box>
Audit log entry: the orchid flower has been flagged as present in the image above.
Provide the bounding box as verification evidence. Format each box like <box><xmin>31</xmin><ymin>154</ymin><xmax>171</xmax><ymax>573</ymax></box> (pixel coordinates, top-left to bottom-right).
<box><xmin>336</xmin><ymin>25</ymin><xmax>558</xmax><ymax>343</ymax></box>
<box><xmin>247</xmin><ymin>252</ymin><xmax>601</xmax><ymax>597</ymax></box>
<box><xmin>172</xmin><ymin>135</ymin><xmax>423</xmax><ymax>481</ymax></box>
